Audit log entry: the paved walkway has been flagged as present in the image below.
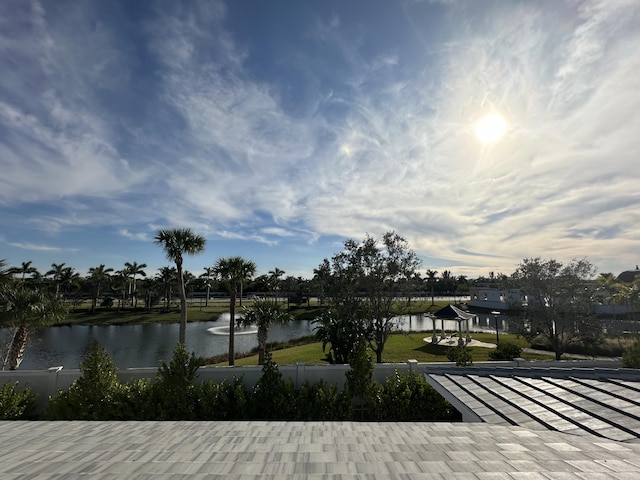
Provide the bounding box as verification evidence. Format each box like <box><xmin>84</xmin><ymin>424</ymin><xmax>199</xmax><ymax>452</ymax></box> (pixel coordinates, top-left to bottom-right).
<box><xmin>1</xmin><ymin>421</ymin><xmax>640</xmax><ymax>478</ymax></box>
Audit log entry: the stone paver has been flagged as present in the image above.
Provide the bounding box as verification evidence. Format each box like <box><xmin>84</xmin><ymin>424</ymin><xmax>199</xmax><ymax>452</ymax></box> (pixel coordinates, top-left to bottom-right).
<box><xmin>1</xmin><ymin>421</ymin><xmax>640</xmax><ymax>478</ymax></box>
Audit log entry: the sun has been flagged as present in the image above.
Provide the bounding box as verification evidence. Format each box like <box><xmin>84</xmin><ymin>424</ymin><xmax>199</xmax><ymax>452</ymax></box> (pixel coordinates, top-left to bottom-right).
<box><xmin>475</xmin><ymin>113</ymin><xmax>507</xmax><ymax>143</ymax></box>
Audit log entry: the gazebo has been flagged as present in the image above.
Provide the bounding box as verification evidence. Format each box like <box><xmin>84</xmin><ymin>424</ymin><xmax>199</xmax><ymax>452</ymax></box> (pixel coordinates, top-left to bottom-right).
<box><xmin>429</xmin><ymin>304</ymin><xmax>476</xmax><ymax>346</ymax></box>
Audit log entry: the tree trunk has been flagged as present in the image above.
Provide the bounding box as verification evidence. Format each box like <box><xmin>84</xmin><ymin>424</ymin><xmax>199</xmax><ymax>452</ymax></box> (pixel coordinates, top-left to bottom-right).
<box><xmin>228</xmin><ymin>288</ymin><xmax>237</xmax><ymax>366</ymax></box>
<box><xmin>177</xmin><ymin>263</ymin><xmax>187</xmax><ymax>345</ymax></box>
<box><xmin>8</xmin><ymin>326</ymin><xmax>29</xmax><ymax>370</ymax></box>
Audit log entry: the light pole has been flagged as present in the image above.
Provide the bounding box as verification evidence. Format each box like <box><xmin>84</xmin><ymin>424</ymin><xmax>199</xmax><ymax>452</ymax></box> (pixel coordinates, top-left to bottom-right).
<box><xmin>491</xmin><ymin>310</ymin><xmax>501</xmax><ymax>345</ymax></box>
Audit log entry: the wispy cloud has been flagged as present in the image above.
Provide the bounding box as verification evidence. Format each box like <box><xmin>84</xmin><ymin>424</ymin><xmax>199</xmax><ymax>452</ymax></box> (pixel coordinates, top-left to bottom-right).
<box><xmin>1</xmin><ymin>0</ymin><xmax>639</xmax><ymax>277</ymax></box>
<box><xmin>118</xmin><ymin>229</ymin><xmax>151</xmax><ymax>242</ymax></box>
<box><xmin>9</xmin><ymin>242</ymin><xmax>77</xmax><ymax>253</ymax></box>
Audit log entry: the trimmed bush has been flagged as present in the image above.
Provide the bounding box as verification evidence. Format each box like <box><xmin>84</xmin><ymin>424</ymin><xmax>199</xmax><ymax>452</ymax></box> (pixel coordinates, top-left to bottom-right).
<box><xmin>623</xmin><ymin>341</ymin><xmax>640</xmax><ymax>369</ymax></box>
<box><xmin>150</xmin><ymin>343</ymin><xmax>201</xmax><ymax>420</ymax></box>
<box><xmin>197</xmin><ymin>377</ymin><xmax>250</xmax><ymax>420</ymax></box>
<box><xmin>46</xmin><ymin>342</ymin><xmax>123</xmax><ymax>420</ymax></box>
<box><xmin>488</xmin><ymin>342</ymin><xmax>522</xmax><ymax>361</ymax></box>
<box><xmin>376</xmin><ymin>371</ymin><xmax>461</xmax><ymax>422</ymax></box>
<box><xmin>0</xmin><ymin>382</ymin><xmax>36</xmax><ymax>420</ymax></box>
<box><xmin>250</xmin><ymin>353</ymin><xmax>297</xmax><ymax>419</ymax></box>
<box><xmin>446</xmin><ymin>345</ymin><xmax>473</xmax><ymax>366</ymax></box>
<box><xmin>295</xmin><ymin>380</ymin><xmax>351</xmax><ymax>420</ymax></box>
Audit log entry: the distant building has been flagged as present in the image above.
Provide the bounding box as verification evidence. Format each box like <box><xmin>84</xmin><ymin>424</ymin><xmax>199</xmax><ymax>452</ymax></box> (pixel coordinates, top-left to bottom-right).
<box><xmin>467</xmin><ymin>287</ymin><xmax>524</xmax><ymax>311</ymax></box>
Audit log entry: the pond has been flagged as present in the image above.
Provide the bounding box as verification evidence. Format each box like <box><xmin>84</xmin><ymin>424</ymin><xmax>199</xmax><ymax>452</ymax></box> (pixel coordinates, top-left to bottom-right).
<box><xmin>4</xmin><ymin>311</ymin><xmax>518</xmax><ymax>370</ymax></box>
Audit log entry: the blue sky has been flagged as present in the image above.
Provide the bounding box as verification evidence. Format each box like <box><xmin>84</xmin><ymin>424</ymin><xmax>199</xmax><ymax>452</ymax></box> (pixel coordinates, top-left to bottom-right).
<box><xmin>1</xmin><ymin>0</ymin><xmax>639</xmax><ymax>280</ymax></box>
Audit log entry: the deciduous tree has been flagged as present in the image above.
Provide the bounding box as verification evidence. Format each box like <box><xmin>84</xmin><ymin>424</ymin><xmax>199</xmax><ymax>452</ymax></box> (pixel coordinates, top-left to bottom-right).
<box><xmin>315</xmin><ymin>232</ymin><xmax>421</xmax><ymax>363</ymax></box>
<box><xmin>512</xmin><ymin>257</ymin><xmax>600</xmax><ymax>360</ymax></box>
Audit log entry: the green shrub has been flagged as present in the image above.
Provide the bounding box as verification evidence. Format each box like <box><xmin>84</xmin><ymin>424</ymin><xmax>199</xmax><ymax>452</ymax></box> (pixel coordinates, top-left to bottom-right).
<box><xmin>46</xmin><ymin>342</ymin><xmax>123</xmax><ymax>420</ymax></box>
<box><xmin>250</xmin><ymin>353</ymin><xmax>297</xmax><ymax>419</ymax></box>
<box><xmin>446</xmin><ymin>345</ymin><xmax>473</xmax><ymax>366</ymax></box>
<box><xmin>488</xmin><ymin>342</ymin><xmax>522</xmax><ymax>361</ymax></box>
<box><xmin>0</xmin><ymin>382</ymin><xmax>36</xmax><ymax>420</ymax></box>
<box><xmin>113</xmin><ymin>379</ymin><xmax>153</xmax><ymax>420</ymax></box>
<box><xmin>197</xmin><ymin>377</ymin><xmax>249</xmax><ymax>420</ymax></box>
<box><xmin>623</xmin><ymin>341</ymin><xmax>640</xmax><ymax>369</ymax></box>
<box><xmin>295</xmin><ymin>380</ymin><xmax>351</xmax><ymax>420</ymax></box>
<box><xmin>150</xmin><ymin>343</ymin><xmax>201</xmax><ymax>420</ymax></box>
<box><xmin>376</xmin><ymin>372</ymin><xmax>461</xmax><ymax>421</ymax></box>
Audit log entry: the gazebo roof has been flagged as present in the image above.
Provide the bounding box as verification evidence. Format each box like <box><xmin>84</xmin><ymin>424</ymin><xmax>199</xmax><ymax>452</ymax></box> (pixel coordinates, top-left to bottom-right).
<box><xmin>433</xmin><ymin>304</ymin><xmax>475</xmax><ymax>320</ymax></box>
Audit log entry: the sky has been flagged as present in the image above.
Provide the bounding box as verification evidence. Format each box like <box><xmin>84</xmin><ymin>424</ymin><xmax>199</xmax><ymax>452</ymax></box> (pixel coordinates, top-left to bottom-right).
<box><xmin>1</xmin><ymin>0</ymin><xmax>639</xmax><ymax>281</ymax></box>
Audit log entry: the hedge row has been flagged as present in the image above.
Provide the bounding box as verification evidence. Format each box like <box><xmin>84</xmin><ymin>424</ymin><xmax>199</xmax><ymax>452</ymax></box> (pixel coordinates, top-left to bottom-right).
<box><xmin>2</xmin><ymin>343</ymin><xmax>462</xmax><ymax>422</ymax></box>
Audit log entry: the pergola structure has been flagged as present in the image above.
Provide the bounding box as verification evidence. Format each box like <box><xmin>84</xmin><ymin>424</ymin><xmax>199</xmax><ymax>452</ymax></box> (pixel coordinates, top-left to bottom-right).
<box><xmin>429</xmin><ymin>304</ymin><xmax>476</xmax><ymax>346</ymax></box>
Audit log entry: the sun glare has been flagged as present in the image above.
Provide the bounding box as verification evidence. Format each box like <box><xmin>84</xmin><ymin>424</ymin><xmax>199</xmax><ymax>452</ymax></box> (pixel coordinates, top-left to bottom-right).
<box><xmin>475</xmin><ymin>113</ymin><xmax>507</xmax><ymax>143</ymax></box>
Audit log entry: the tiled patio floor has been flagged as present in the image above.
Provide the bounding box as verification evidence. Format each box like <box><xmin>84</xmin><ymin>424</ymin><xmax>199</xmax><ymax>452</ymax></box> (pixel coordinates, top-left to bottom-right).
<box><xmin>1</xmin><ymin>421</ymin><xmax>640</xmax><ymax>479</ymax></box>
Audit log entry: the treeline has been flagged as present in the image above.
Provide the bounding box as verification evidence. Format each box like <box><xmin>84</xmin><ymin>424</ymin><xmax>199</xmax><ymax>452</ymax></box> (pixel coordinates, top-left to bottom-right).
<box><xmin>0</xmin><ymin>261</ymin><xmax>480</xmax><ymax>312</ymax></box>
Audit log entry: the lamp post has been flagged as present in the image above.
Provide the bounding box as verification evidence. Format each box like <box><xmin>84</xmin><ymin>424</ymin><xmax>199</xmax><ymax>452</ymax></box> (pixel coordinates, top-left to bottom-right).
<box><xmin>491</xmin><ymin>310</ymin><xmax>501</xmax><ymax>345</ymax></box>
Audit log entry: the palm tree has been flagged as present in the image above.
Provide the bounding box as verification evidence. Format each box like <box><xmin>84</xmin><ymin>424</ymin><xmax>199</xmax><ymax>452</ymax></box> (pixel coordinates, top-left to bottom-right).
<box><xmin>59</xmin><ymin>267</ymin><xmax>81</xmax><ymax>305</ymax></box>
<box><xmin>214</xmin><ymin>256</ymin><xmax>257</xmax><ymax>365</ymax></box>
<box><xmin>200</xmin><ymin>267</ymin><xmax>215</xmax><ymax>307</ymax></box>
<box><xmin>124</xmin><ymin>261</ymin><xmax>147</xmax><ymax>309</ymax></box>
<box><xmin>0</xmin><ymin>283</ymin><xmax>66</xmax><ymax>369</ymax></box>
<box><xmin>156</xmin><ymin>266</ymin><xmax>177</xmax><ymax>311</ymax></box>
<box><xmin>9</xmin><ymin>261</ymin><xmax>38</xmax><ymax>283</ymax></box>
<box><xmin>112</xmin><ymin>270</ymin><xmax>129</xmax><ymax>311</ymax></box>
<box><xmin>426</xmin><ymin>269</ymin><xmax>438</xmax><ymax>306</ymax></box>
<box><xmin>0</xmin><ymin>259</ymin><xmax>12</xmax><ymax>286</ymax></box>
<box><xmin>154</xmin><ymin>228</ymin><xmax>206</xmax><ymax>344</ymax></box>
<box><xmin>87</xmin><ymin>265</ymin><xmax>114</xmax><ymax>314</ymax></box>
<box><xmin>240</xmin><ymin>299</ymin><xmax>292</xmax><ymax>365</ymax></box>
<box><xmin>268</xmin><ymin>267</ymin><xmax>285</xmax><ymax>305</ymax></box>
<box><xmin>46</xmin><ymin>263</ymin><xmax>67</xmax><ymax>298</ymax></box>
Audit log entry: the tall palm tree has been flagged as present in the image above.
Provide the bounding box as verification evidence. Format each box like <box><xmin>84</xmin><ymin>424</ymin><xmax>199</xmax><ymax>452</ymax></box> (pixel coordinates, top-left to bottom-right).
<box><xmin>240</xmin><ymin>299</ymin><xmax>292</xmax><ymax>365</ymax></box>
<box><xmin>113</xmin><ymin>270</ymin><xmax>129</xmax><ymax>311</ymax></box>
<box><xmin>0</xmin><ymin>283</ymin><xmax>66</xmax><ymax>369</ymax></box>
<box><xmin>268</xmin><ymin>267</ymin><xmax>285</xmax><ymax>305</ymax></box>
<box><xmin>426</xmin><ymin>269</ymin><xmax>438</xmax><ymax>306</ymax></box>
<box><xmin>87</xmin><ymin>265</ymin><xmax>114</xmax><ymax>314</ymax></box>
<box><xmin>214</xmin><ymin>256</ymin><xmax>257</xmax><ymax>365</ymax></box>
<box><xmin>124</xmin><ymin>261</ymin><xmax>147</xmax><ymax>309</ymax></box>
<box><xmin>156</xmin><ymin>266</ymin><xmax>177</xmax><ymax>311</ymax></box>
<box><xmin>46</xmin><ymin>263</ymin><xmax>67</xmax><ymax>298</ymax></box>
<box><xmin>9</xmin><ymin>261</ymin><xmax>38</xmax><ymax>283</ymax></box>
<box><xmin>200</xmin><ymin>267</ymin><xmax>215</xmax><ymax>307</ymax></box>
<box><xmin>59</xmin><ymin>267</ymin><xmax>81</xmax><ymax>305</ymax></box>
<box><xmin>154</xmin><ymin>228</ymin><xmax>206</xmax><ymax>344</ymax></box>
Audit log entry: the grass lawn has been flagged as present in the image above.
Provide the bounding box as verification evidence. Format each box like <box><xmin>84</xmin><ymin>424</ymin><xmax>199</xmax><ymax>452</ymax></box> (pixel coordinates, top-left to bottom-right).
<box><xmin>217</xmin><ymin>331</ymin><xmax>549</xmax><ymax>366</ymax></box>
